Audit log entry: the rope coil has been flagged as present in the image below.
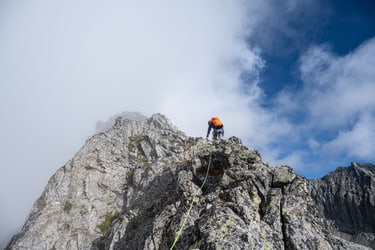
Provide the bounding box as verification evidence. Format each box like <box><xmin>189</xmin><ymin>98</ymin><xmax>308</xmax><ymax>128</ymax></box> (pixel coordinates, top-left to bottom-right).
<box><xmin>170</xmin><ymin>149</ymin><xmax>213</xmax><ymax>250</ymax></box>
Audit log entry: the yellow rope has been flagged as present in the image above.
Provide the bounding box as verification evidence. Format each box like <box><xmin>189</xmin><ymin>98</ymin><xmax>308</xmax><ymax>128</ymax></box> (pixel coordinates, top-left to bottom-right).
<box><xmin>170</xmin><ymin>149</ymin><xmax>213</xmax><ymax>250</ymax></box>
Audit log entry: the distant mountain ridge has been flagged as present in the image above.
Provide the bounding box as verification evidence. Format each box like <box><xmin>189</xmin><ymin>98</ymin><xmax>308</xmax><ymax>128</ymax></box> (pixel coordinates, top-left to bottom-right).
<box><xmin>6</xmin><ymin>113</ymin><xmax>375</xmax><ymax>249</ymax></box>
<box><xmin>310</xmin><ymin>162</ymin><xmax>375</xmax><ymax>248</ymax></box>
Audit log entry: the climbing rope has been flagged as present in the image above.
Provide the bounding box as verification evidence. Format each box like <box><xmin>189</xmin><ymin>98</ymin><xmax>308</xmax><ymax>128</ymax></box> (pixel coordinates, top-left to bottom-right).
<box><xmin>169</xmin><ymin>148</ymin><xmax>213</xmax><ymax>250</ymax></box>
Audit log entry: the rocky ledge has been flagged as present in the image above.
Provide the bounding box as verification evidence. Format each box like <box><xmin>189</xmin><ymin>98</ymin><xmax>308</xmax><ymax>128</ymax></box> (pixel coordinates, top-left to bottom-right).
<box><xmin>7</xmin><ymin>113</ymin><xmax>374</xmax><ymax>249</ymax></box>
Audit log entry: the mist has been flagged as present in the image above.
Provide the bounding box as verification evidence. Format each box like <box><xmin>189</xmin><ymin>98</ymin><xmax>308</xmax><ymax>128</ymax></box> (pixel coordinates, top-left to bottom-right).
<box><xmin>0</xmin><ymin>0</ymin><xmax>266</xmax><ymax>245</ymax></box>
<box><xmin>1</xmin><ymin>0</ymin><xmax>375</xmax><ymax>246</ymax></box>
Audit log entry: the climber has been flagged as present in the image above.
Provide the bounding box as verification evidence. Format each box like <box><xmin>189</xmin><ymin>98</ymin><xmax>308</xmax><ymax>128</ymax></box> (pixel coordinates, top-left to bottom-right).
<box><xmin>206</xmin><ymin>116</ymin><xmax>224</xmax><ymax>140</ymax></box>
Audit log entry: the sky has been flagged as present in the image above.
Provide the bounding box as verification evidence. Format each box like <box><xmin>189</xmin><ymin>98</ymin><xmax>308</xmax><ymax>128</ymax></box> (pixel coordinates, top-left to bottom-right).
<box><xmin>1</xmin><ymin>0</ymin><xmax>375</xmax><ymax>246</ymax></box>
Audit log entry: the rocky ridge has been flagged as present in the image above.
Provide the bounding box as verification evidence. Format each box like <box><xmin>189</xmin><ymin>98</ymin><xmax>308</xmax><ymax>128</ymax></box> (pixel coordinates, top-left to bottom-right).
<box><xmin>310</xmin><ymin>163</ymin><xmax>375</xmax><ymax>249</ymax></box>
<box><xmin>7</xmin><ymin>113</ymin><xmax>374</xmax><ymax>249</ymax></box>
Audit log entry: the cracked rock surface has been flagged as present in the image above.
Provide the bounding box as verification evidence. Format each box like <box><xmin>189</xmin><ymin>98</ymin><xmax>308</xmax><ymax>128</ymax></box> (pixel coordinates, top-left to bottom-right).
<box><xmin>7</xmin><ymin>113</ymin><xmax>373</xmax><ymax>249</ymax></box>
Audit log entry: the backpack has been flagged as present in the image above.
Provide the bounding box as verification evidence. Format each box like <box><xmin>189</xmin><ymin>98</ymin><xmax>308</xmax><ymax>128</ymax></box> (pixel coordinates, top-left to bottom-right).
<box><xmin>211</xmin><ymin>116</ymin><xmax>223</xmax><ymax>127</ymax></box>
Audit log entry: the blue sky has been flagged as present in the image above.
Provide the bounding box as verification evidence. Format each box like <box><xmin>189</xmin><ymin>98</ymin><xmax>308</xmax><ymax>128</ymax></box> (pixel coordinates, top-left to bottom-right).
<box><xmin>0</xmin><ymin>0</ymin><xmax>375</xmax><ymax>246</ymax></box>
<box><xmin>244</xmin><ymin>0</ymin><xmax>375</xmax><ymax>177</ymax></box>
<box><xmin>258</xmin><ymin>0</ymin><xmax>375</xmax><ymax>96</ymax></box>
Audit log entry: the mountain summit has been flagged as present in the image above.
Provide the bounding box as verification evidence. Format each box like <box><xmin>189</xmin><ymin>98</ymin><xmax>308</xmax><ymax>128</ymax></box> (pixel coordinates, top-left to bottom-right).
<box><xmin>7</xmin><ymin>113</ymin><xmax>375</xmax><ymax>249</ymax></box>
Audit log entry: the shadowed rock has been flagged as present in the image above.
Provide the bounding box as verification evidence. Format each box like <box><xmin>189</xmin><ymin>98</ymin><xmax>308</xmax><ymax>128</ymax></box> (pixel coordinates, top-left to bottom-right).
<box><xmin>309</xmin><ymin>162</ymin><xmax>375</xmax><ymax>249</ymax></box>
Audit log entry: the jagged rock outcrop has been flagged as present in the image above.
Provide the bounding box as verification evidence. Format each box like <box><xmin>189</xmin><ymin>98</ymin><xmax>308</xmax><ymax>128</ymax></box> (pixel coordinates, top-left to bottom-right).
<box><xmin>309</xmin><ymin>163</ymin><xmax>375</xmax><ymax>249</ymax></box>
<box><xmin>7</xmin><ymin>113</ymin><xmax>373</xmax><ymax>249</ymax></box>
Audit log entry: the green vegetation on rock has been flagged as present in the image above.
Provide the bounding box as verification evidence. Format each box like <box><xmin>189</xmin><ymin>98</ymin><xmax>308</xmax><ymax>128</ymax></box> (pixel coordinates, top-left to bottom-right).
<box><xmin>63</xmin><ymin>201</ymin><xmax>72</xmax><ymax>213</ymax></box>
<box><xmin>98</xmin><ymin>212</ymin><xmax>120</xmax><ymax>235</ymax></box>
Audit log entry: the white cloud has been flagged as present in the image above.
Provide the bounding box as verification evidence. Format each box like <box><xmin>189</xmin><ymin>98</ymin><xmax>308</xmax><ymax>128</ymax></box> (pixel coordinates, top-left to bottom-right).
<box><xmin>300</xmin><ymin>39</ymin><xmax>375</xmax><ymax>129</ymax></box>
<box><xmin>308</xmin><ymin>138</ymin><xmax>320</xmax><ymax>150</ymax></box>
<box><xmin>1</xmin><ymin>0</ymin><xmax>374</xmax><ymax>246</ymax></box>
<box><xmin>321</xmin><ymin>113</ymin><xmax>375</xmax><ymax>159</ymax></box>
<box><xmin>272</xmin><ymin>37</ymin><xmax>375</xmax><ymax>171</ymax></box>
<box><xmin>0</xmin><ymin>1</ymin><xmax>268</xmax><ymax>244</ymax></box>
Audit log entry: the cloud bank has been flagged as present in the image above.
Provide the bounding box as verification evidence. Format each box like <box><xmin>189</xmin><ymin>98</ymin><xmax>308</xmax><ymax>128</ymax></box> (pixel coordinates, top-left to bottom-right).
<box><xmin>0</xmin><ymin>0</ymin><xmax>264</xmax><ymax>244</ymax></box>
<box><xmin>1</xmin><ymin>0</ymin><xmax>374</xmax><ymax>246</ymax></box>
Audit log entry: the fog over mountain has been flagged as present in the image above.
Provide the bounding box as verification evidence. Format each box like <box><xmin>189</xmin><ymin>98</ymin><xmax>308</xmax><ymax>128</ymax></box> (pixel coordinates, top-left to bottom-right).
<box><xmin>1</xmin><ymin>0</ymin><xmax>375</xmax><ymax>246</ymax></box>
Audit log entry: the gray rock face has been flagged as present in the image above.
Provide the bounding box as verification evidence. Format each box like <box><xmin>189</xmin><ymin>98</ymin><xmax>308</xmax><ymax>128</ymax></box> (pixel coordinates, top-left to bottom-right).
<box><xmin>95</xmin><ymin>111</ymin><xmax>148</xmax><ymax>134</ymax></box>
<box><xmin>309</xmin><ymin>163</ymin><xmax>375</xmax><ymax>249</ymax></box>
<box><xmin>6</xmin><ymin>113</ymin><xmax>373</xmax><ymax>249</ymax></box>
